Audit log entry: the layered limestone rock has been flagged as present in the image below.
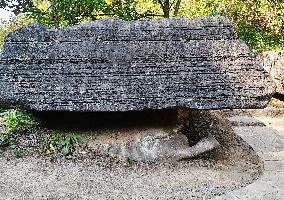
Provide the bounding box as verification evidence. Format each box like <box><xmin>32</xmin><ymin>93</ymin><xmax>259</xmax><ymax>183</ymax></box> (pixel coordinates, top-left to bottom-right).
<box><xmin>257</xmin><ymin>51</ymin><xmax>284</xmax><ymax>95</ymax></box>
<box><xmin>0</xmin><ymin>17</ymin><xmax>275</xmax><ymax>111</ymax></box>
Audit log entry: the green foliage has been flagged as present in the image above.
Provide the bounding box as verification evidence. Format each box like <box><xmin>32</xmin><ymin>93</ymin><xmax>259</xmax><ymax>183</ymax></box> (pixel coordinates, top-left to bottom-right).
<box><xmin>236</xmin><ymin>20</ymin><xmax>284</xmax><ymax>52</ymax></box>
<box><xmin>230</xmin><ymin>0</ymin><xmax>284</xmax><ymax>52</ymax></box>
<box><xmin>0</xmin><ymin>109</ymin><xmax>34</xmax><ymax>158</ymax></box>
<box><xmin>177</xmin><ymin>0</ymin><xmax>284</xmax><ymax>52</ymax></box>
<box><xmin>13</xmin><ymin>147</ymin><xmax>24</xmax><ymax>158</ymax></box>
<box><xmin>1</xmin><ymin>109</ymin><xmax>35</xmax><ymax>134</ymax></box>
<box><xmin>42</xmin><ymin>131</ymin><xmax>60</xmax><ymax>155</ymax></box>
<box><xmin>28</xmin><ymin>0</ymin><xmax>155</xmax><ymax>27</ymax></box>
<box><xmin>0</xmin><ymin>133</ymin><xmax>12</xmax><ymax>147</ymax></box>
<box><xmin>0</xmin><ymin>133</ymin><xmax>25</xmax><ymax>158</ymax></box>
<box><xmin>31</xmin><ymin>0</ymin><xmax>109</xmax><ymax>27</ymax></box>
<box><xmin>58</xmin><ymin>134</ymin><xmax>78</xmax><ymax>156</ymax></box>
<box><xmin>42</xmin><ymin>131</ymin><xmax>78</xmax><ymax>157</ymax></box>
<box><xmin>0</xmin><ymin>15</ymin><xmax>33</xmax><ymax>52</ymax></box>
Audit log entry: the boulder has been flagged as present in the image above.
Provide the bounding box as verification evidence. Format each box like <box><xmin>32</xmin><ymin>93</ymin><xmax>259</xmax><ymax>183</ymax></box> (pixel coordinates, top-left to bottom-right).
<box><xmin>257</xmin><ymin>51</ymin><xmax>284</xmax><ymax>95</ymax></box>
<box><xmin>0</xmin><ymin>17</ymin><xmax>275</xmax><ymax>111</ymax></box>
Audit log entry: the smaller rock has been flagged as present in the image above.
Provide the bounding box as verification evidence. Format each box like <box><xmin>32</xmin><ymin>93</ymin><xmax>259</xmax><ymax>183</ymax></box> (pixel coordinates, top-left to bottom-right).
<box><xmin>258</xmin><ymin>51</ymin><xmax>284</xmax><ymax>95</ymax></box>
<box><xmin>227</xmin><ymin>116</ymin><xmax>265</xmax><ymax>127</ymax></box>
<box><xmin>87</xmin><ymin>127</ymin><xmax>219</xmax><ymax>161</ymax></box>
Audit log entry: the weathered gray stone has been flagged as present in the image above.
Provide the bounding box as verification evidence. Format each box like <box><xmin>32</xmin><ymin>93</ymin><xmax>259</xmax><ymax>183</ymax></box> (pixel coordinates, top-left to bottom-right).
<box><xmin>0</xmin><ymin>17</ymin><xmax>275</xmax><ymax>111</ymax></box>
<box><xmin>38</xmin><ymin>109</ymin><xmax>220</xmax><ymax>161</ymax></box>
<box><xmin>88</xmin><ymin>127</ymin><xmax>219</xmax><ymax>161</ymax></box>
<box><xmin>227</xmin><ymin>116</ymin><xmax>265</xmax><ymax>126</ymax></box>
<box><xmin>257</xmin><ymin>51</ymin><xmax>284</xmax><ymax>95</ymax></box>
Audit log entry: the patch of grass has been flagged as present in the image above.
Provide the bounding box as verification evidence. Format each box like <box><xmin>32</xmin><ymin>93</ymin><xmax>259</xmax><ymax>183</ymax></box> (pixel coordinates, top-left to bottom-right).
<box><xmin>42</xmin><ymin>131</ymin><xmax>78</xmax><ymax>157</ymax></box>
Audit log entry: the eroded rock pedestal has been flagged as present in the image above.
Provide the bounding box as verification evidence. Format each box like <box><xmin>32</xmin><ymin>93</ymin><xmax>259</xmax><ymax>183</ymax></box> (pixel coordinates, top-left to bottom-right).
<box><xmin>0</xmin><ymin>17</ymin><xmax>276</xmax><ymax>161</ymax></box>
<box><xmin>38</xmin><ymin>109</ymin><xmax>220</xmax><ymax>161</ymax></box>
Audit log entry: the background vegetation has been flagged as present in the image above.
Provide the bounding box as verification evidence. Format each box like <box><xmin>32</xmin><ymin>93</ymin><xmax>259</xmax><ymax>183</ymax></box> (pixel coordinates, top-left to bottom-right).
<box><xmin>1</xmin><ymin>0</ymin><xmax>284</xmax><ymax>53</ymax></box>
<box><xmin>0</xmin><ymin>108</ymin><xmax>78</xmax><ymax>158</ymax></box>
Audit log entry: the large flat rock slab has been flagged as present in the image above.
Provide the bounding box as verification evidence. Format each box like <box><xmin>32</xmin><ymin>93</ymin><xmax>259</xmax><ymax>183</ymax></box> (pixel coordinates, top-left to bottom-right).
<box><xmin>0</xmin><ymin>17</ymin><xmax>275</xmax><ymax>111</ymax></box>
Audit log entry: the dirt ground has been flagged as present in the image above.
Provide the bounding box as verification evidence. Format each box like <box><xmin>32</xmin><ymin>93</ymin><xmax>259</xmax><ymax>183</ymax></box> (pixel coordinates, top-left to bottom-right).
<box><xmin>0</xmin><ymin>111</ymin><xmax>264</xmax><ymax>199</ymax></box>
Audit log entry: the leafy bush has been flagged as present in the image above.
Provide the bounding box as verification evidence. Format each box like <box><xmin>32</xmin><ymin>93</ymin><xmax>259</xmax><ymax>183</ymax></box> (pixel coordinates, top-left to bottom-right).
<box><xmin>58</xmin><ymin>134</ymin><xmax>78</xmax><ymax>156</ymax></box>
<box><xmin>236</xmin><ymin>20</ymin><xmax>284</xmax><ymax>53</ymax></box>
<box><xmin>1</xmin><ymin>109</ymin><xmax>35</xmax><ymax>134</ymax></box>
<box><xmin>0</xmin><ymin>109</ymin><xmax>78</xmax><ymax>158</ymax></box>
<box><xmin>42</xmin><ymin>131</ymin><xmax>60</xmax><ymax>155</ymax></box>
<box><xmin>178</xmin><ymin>0</ymin><xmax>284</xmax><ymax>53</ymax></box>
<box><xmin>0</xmin><ymin>109</ymin><xmax>35</xmax><ymax>158</ymax></box>
<box><xmin>226</xmin><ymin>0</ymin><xmax>284</xmax><ymax>52</ymax></box>
<box><xmin>42</xmin><ymin>131</ymin><xmax>78</xmax><ymax>157</ymax></box>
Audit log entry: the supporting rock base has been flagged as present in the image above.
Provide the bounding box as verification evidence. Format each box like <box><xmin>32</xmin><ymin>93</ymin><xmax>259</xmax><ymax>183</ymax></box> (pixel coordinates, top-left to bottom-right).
<box><xmin>35</xmin><ymin>109</ymin><xmax>221</xmax><ymax>161</ymax></box>
<box><xmin>87</xmin><ymin>127</ymin><xmax>219</xmax><ymax>161</ymax></box>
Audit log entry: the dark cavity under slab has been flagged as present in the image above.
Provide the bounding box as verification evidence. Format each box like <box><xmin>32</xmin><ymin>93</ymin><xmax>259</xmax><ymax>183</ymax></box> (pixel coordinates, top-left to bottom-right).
<box><xmin>273</xmin><ymin>92</ymin><xmax>284</xmax><ymax>102</ymax></box>
<box><xmin>33</xmin><ymin>109</ymin><xmax>221</xmax><ymax>161</ymax></box>
<box><xmin>32</xmin><ymin>109</ymin><xmax>177</xmax><ymax>130</ymax></box>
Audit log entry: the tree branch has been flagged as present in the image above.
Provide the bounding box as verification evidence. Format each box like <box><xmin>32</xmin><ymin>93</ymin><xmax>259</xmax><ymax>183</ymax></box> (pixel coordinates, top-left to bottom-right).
<box><xmin>174</xmin><ymin>0</ymin><xmax>182</xmax><ymax>17</ymax></box>
<box><xmin>157</xmin><ymin>0</ymin><xmax>164</xmax><ymax>8</ymax></box>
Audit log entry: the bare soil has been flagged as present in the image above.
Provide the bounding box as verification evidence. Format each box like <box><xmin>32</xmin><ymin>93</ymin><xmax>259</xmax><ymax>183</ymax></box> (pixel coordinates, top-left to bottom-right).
<box><xmin>0</xmin><ymin>111</ymin><xmax>263</xmax><ymax>199</ymax></box>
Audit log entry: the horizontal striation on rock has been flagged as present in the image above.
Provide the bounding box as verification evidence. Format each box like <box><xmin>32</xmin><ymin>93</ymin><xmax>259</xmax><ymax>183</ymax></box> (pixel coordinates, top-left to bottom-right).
<box><xmin>0</xmin><ymin>17</ymin><xmax>276</xmax><ymax>111</ymax></box>
<box><xmin>257</xmin><ymin>51</ymin><xmax>284</xmax><ymax>95</ymax></box>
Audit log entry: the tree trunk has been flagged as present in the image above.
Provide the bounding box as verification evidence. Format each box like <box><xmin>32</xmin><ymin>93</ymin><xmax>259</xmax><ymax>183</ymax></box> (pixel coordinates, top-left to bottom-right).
<box><xmin>163</xmin><ymin>0</ymin><xmax>170</xmax><ymax>18</ymax></box>
<box><xmin>157</xmin><ymin>0</ymin><xmax>170</xmax><ymax>18</ymax></box>
<box><xmin>173</xmin><ymin>0</ymin><xmax>182</xmax><ymax>17</ymax></box>
<box><xmin>116</xmin><ymin>0</ymin><xmax>123</xmax><ymax>17</ymax></box>
<box><xmin>51</xmin><ymin>9</ymin><xmax>59</xmax><ymax>28</ymax></box>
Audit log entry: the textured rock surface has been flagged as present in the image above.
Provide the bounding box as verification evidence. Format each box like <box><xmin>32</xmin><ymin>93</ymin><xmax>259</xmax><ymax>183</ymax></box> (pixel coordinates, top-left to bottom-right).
<box><xmin>215</xmin><ymin>110</ymin><xmax>284</xmax><ymax>200</ymax></box>
<box><xmin>87</xmin><ymin>125</ymin><xmax>219</xmax><ymax>161</ymax></box>
<box><xmin>36</xmin><ymin>109</ymin><xmax>219</xmax><ymax>161</ymax></box>
<box><xmin>0</xmin><ymin>17</ymin><xmax>275</xmax><ymax>111</ymax></box>
<box><xmin>257</xmin><ymin>51</ymin><xmax>284</xmax><ymax>95</ymax></box>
